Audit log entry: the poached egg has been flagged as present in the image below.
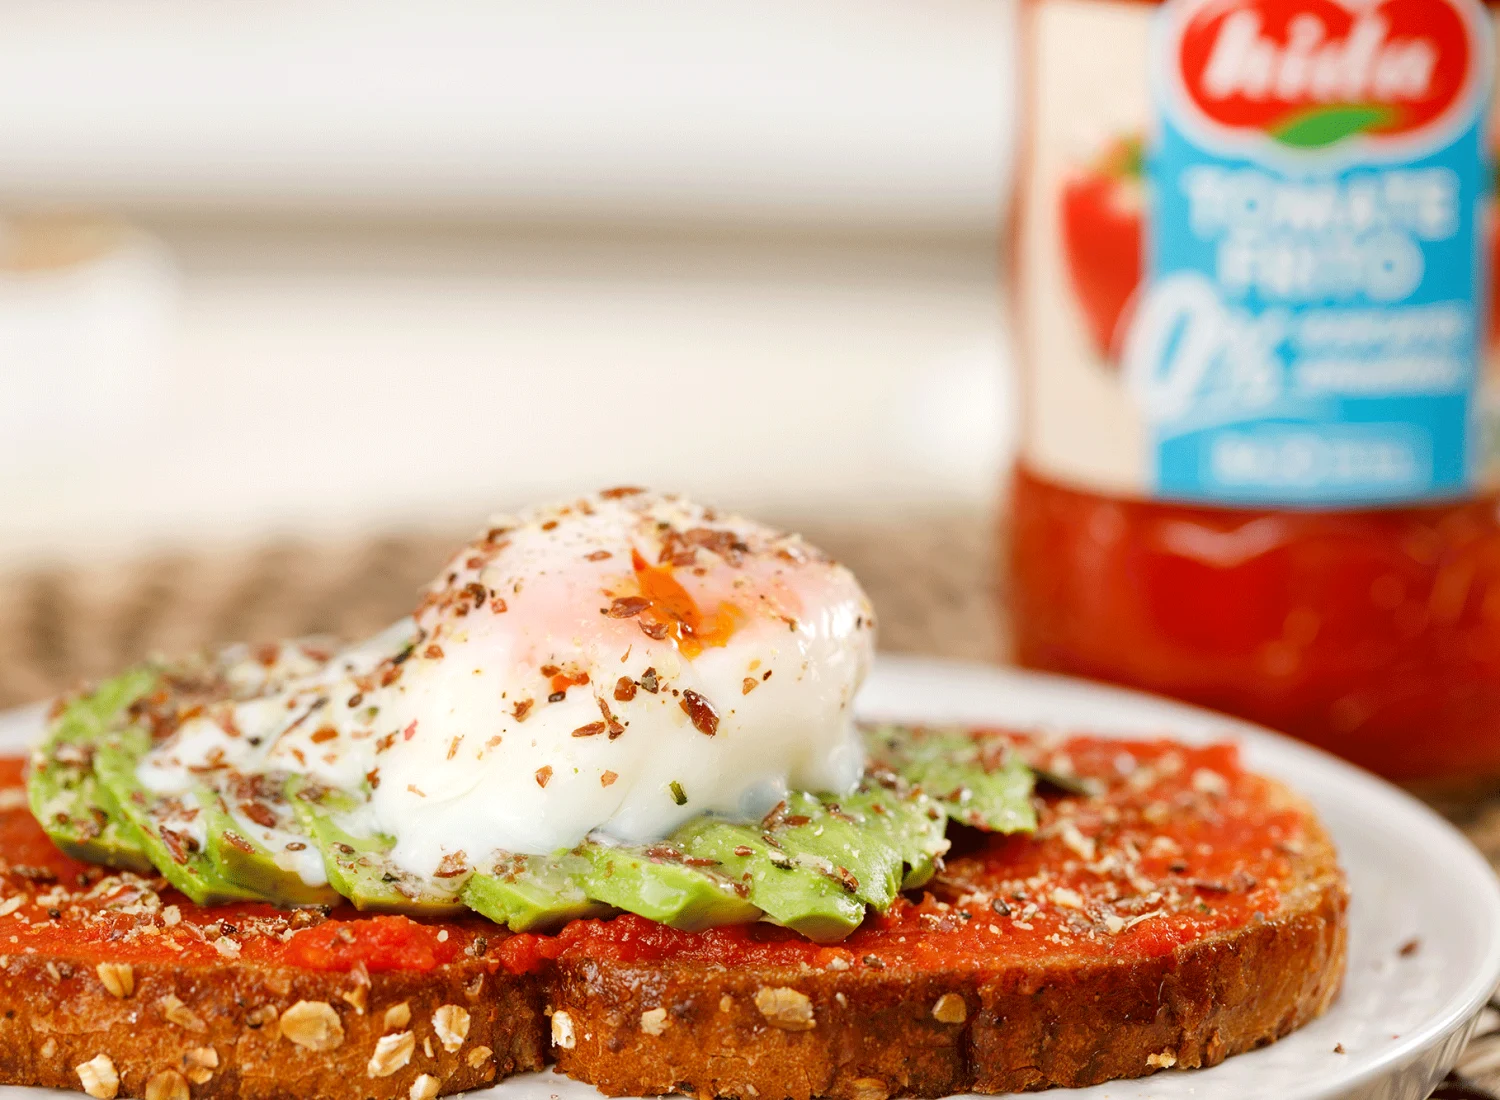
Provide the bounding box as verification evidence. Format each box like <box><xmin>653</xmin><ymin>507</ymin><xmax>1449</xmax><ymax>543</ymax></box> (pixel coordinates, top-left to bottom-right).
<box><xmin>139</xmin><ymin>490</ymin><xmax>876</xmax><ymax>880</ymax></box>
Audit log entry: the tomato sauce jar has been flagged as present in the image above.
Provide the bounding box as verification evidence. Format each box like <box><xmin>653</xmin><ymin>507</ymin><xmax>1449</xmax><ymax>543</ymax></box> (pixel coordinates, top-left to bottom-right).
<box><xmin>1010</xmin><ymin>0</ymin><xmax>1500</xmax><ymax>782</ymax></box>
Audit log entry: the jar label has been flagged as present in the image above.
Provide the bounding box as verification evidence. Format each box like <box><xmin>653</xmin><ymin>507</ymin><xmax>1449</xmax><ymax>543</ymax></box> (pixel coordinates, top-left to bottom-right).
<box><xmin>1016</xmin><ymin>0</ymin><xmax>1497</xmax><ymax>506</ymax></box>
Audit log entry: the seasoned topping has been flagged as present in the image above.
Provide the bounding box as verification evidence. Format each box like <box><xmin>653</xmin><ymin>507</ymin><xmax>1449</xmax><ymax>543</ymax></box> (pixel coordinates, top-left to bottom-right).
<box><xmin>754</xmin><ymin>986</ymin><xmax>816</xmax><ymax>1031</ymax></box>
<box><xmin>679</xmin><ymin>691</ymin><xmax>720</xmax><ymax>736</ymax></box>
<box><xmin>607</xmin><ymin>596</ymin><xmax>652</xmax><ymax>618</ymax></box>
<box><xmin>367</xmin><ymin>1031</ymin><xmax>415</xmax><ymax>1078</ymax></box>
<box><xmin>279</xmin><ymin>1001</ymin><xmax>345</xmax><ymax>1052</ymax></box>
<box><xmin>75</xmin><ymin>1055</ymin><xmax>119</xmax><ymax>1100</ymax></box>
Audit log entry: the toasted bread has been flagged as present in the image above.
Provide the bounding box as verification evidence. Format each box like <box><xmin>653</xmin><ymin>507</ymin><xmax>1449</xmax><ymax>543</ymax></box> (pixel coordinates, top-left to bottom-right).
<box><xmin>528</xmin><ymin>739</ymin><xmax>1347</xmax><ymax>1098</ymax></box>
<box><xmin>0</xmin><ymin>736</ymin><xmax>1347</xmax><ymax>1100</ymax></box>
<box><xmin>0</xmin><ymin>755</ymin><xmax>542</xmax><ymax>1100</ymax></box>
<box><xmin>546</xmin><ymin>812</ymin><xmax>1343</xmax><ymax>1098</ymax></box>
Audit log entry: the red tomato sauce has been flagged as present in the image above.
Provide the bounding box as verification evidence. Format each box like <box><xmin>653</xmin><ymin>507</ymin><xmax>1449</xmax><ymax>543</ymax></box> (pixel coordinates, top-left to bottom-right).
<box><xmin>0</xmin><ymin>759</ymin><xmax>487</xmax><ymax>974</ymax></box>
<box><xmin>3</xmin><ymin>738</ymin><xmax>1314</xmax><ymax>979</ymax></box>
<box><xmin>1013</xmin><ymin>467</ymin><xmax>1500</xmax><ymax>782</ymax></box>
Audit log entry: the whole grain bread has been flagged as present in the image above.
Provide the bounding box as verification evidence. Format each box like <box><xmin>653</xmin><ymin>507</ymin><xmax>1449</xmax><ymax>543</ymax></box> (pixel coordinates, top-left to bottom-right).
<box><xmin>547</xmin><ymin>805</ymin><xmax>1345</xmax><ymax>1099</ymax></box>
<box><xmin>541</xmin><ymin>742</ymin><xmax>1349</xmax><ymax>1099</ymax></box>
<box><xmin>0</xmin><ymin>740</ymin><xmax>1348</xmax><ymax>1100</ymax></box>
<box><xmin>0</xmin><ymin>952</ymin><xmax>546</xmax><ymax>1100</ymax></box>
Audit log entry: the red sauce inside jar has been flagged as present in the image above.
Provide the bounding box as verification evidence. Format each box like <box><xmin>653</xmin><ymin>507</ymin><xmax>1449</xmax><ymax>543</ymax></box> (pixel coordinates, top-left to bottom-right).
<box><xmin>1012</xmin><ymin>467</ymin><xmax>1500</xmax><ymax>781</ymax></box>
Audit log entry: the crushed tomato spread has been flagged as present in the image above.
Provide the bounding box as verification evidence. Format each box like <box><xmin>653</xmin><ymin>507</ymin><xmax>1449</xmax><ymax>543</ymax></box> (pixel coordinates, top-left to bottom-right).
<box><xmin>1</xmin><ymin>737</ymin><xmax>1311</xmax><ymax>979</ymax></box>
<box><xmin>499</xmin><ymin>737</ymin><xmax>1309</xmax><ymax>973</ymax></box>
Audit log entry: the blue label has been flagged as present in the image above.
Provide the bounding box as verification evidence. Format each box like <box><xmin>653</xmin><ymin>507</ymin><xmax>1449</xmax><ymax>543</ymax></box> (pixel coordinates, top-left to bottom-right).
<box><xmin>1134</xmin><ymin>0</ymin><xmax>1494</xmax><ymax>506</ymax></box>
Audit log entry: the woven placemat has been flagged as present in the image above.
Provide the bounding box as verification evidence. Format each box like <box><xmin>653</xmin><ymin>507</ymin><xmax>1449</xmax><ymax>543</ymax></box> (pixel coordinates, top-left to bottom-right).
<box><xmin>0</xmin><ymin>511</ymin><xmax>1495</xmax><ymax>1097</ymax></box>
<box><xmin>0</xmin><ymin>516</ymin><xmax>1004</xmax><ymax>710</ymax></box>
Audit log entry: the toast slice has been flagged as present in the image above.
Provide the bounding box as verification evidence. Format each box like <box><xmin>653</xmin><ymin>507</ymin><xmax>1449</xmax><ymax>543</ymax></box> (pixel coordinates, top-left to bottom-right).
<box><xmin>0</xmin><ymin>735</ymin><xmax>1346</xmax><ymax>1100</ymax></box>
<box><xmin>0</xmin><ymin>756</ymin><xmax>546</xmax><ymax>1100</ymax></box>
<box><xmin>528</xmin><ymin>737</ymin><xmax>1347</xmax><ymax>1098</ymax></box>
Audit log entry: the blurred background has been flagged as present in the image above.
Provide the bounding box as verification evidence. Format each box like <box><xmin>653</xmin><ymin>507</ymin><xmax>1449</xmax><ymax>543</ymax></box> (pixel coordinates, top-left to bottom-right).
<box><xmin>0</xmin><ymin>0</ymin><xmax>1015</xmax><ymax>706</ymax></box>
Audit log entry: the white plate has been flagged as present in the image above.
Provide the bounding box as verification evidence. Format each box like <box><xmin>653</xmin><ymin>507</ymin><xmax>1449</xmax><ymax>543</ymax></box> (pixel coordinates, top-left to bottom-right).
<box><xmin>3</xmin><ymin>655</ymin><xmax>1498</xmax><ymax>1100</ymax></box>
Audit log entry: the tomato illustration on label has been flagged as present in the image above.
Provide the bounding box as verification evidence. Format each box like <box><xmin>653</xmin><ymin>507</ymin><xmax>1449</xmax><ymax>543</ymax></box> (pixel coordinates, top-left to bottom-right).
<box><xmin>1059</xmin><ymin>138</ymin><xmax>1143</xmax><ymax>364</ymax></box>
<box><xmin>1061</xmin><ymin>138</ymin><xmax>1500</xmax><ymax>362</ymax></box>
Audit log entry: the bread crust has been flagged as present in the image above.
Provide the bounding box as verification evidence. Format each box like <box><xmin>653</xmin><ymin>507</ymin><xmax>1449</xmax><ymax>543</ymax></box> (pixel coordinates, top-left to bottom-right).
<box><xmin>0</xmin><ymin>952</ymin><xmax>547</xmax><ymax>1100</ymax></box>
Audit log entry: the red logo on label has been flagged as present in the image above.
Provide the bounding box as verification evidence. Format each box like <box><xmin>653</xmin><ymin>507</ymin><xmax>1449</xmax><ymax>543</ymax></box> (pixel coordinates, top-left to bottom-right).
<box><xmin>1175</xmin><ymin>0</ymin><xmax>1479</xmax><ymax>148</ymax></box>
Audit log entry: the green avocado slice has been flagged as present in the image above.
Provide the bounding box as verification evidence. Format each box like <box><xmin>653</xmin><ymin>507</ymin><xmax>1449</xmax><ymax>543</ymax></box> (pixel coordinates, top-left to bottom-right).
<box><xmin>843</xmin><ymin>783</ymin><xmax>954</xmax><ymax>890</ymax></box>
<box><xmin>673</xmin><ymin>816</ymin><xmax>866</xmax><ymax>942</ymax></box>
<box><xmin>287</xmin><ymin>781</ymin><xmax>465</xmax><ymax>916</ymax></box>
<box><xmin>833</xmin><ymin>786</ymin><xmax>951</xmax><ymax>892</ymax></box>
<box><xmin>462</xmin><ymin>852</ymin><xmax>614</xmax><ymax>932</ymax></box>
<box><xmin>763</xmin><ymin>790</ymin><xmax>909</xmax><ymax>911</ymax></box>
<box><xmin>196</xmin><ymin>786</ymin><xmax>342</xmax><ymax>908</ymax></box>
<box><xmin>27</xmin><ymin>668</ymin><xmax>159</xmax><ymax>874</ymax></box>
<box><xmin>867</xmin><ymin>725</ymin><xmax>1037</xmax><ymax>834</ymax></box>
<box><xmin>580</xmin><ymin>844</ymin><xmax>762</xmax><ymax>932</ymax></box>
<box><xmin>31</xmin><ymin>679</ymin><xmax>1042</xmax><ymax>937</ymax></box>
<box><xmin>698</xmin><ymin>786</ymin><xmax>949</xmax><ymax>933</ymax></box>
<box><xmin>92</xmin><ymin>727</ymin><xmax>265</xmax><ymax>906</ymax></box>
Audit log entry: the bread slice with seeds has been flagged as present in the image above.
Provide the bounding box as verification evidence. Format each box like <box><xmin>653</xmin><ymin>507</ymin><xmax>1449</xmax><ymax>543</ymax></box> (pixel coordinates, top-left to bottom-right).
<box><xmin>535</xmin><ymin>739</ymin><xmax>1347</xmax><ymax>1099</ymax></box>
<box><xmin>0</xmin><ymin>734</ymin><xmax>1346</xmax><ymax>1100</ymax></box>
<box><xmin>0</xmin><ymin>756</ymin><xmax>546</xmax><ymax>1100</ymax></box>
<box><xmin>0</xmin><ymin>951</ymin><xmax>545</xmax><ymax>1100</ymax></box>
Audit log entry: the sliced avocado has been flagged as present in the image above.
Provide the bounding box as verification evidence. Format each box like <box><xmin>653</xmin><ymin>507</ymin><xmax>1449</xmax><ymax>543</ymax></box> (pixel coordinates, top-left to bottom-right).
<box><xmin>674</xmin><ymin>817</ymin><xmax>866</xmax><ymax>942</ymax></box>
<box><xmin>867</xmin><ymin>725</ymin><xmax>1038</xmax><ymax>834</ymax></box>
<box><xmin>196</xmin><ymin>787</ymin><xmax>342</xmax><ymax>908</ymax></box>
<box><xmin>462</xmin><ymin>852</ymin><xmax>614</xmax><ymax>932</ymax></box>
<box><xmin>93</xmin><ymin>727</ymin><xmax>265</xmax><ymax>905</ymax></box>
<box><xmin>287</xmin><ymin>781</ymin><xmax>465</xmax><ymax>916</ymax></box>
<box><xmin>581</xmin><ymin>843</ymin><xmax>761</xmax><ymax>932</ymax></box>
<box><xmin>764</xmin><ymin>790</ymin><xmax>909</xmax><ymax>910</ymax></box>
<box><xmin>840</xmin><ymin>785</ymin><xmax>951</xmax><ymax>891</ymax></box>
<box><xmin>27</xmin><ymin>668</ymin><xmax>158</xmax><ymax>874</ymax></box>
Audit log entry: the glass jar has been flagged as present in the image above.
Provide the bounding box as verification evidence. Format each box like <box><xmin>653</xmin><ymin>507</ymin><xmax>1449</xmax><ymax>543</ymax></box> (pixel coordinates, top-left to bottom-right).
<box><xmin>1009</xmin><ymin>0</ymin><xmax>1500</xmax><ymax>782</ymax></box>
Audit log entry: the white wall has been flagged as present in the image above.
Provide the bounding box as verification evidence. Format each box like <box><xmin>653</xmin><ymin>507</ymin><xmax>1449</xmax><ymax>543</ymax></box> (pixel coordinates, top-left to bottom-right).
<box><xmin>0</xmin><ymin>0</ymin><xmax>1013</xmax><ymax>235</ymax></box>
<box><xmin>0</xmin><ymin>1</ymin><xmax>1016</xmax><ymax>568</ymax></box>
<box><xmin>1</xmin><ymin>221</ymin><xmax>1009</xmax><ymax>567</ymax></box>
